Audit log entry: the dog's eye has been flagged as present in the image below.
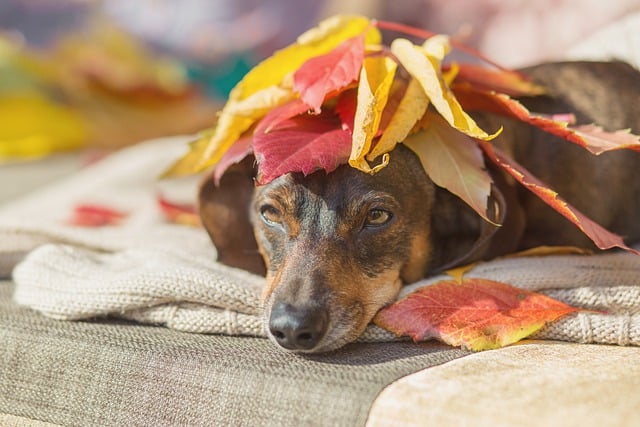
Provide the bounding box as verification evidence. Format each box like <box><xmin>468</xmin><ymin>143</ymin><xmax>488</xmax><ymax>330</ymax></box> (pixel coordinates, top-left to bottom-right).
<box><xmin>364</xmin><ymin>208</ymin><xmax>393</xmax><ymax>227</ymax></box>
<box><xmin>260</xmin><ymin>205</ymin><xmax>282</xmax><ymax>226</ymax></box>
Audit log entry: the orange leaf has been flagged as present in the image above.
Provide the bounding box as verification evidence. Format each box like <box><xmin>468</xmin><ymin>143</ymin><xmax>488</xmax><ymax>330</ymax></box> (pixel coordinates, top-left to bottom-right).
<box><xmin>157</xmin><ymin>195</ymin><xmax>200</xmax><ymax>227</ymax></box>
<box><xmin>454</xmin><ymin>84</ymin><xmax>640</xmax><ymax>155</ymax></box>
<box><xmin>479</xmin><ymin>141</ymin><xmax>640</xmax><ymax>255</ymax></box>
<box><xmin>453</xmin><ymin>64</ymin><xmax>546</xmax><ymax>97</ymax></box>
<box><xmin>374</xmin><ymin>278</ymin><xmax>578</xmax><ymax>351</ymax></box>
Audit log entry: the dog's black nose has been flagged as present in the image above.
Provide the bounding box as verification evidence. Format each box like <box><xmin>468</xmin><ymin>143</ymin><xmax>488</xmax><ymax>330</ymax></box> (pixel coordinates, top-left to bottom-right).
<box><xmin>269</xmin><ymin>303</ymin><xmax>328</xmax><ymax>351</ymax></box>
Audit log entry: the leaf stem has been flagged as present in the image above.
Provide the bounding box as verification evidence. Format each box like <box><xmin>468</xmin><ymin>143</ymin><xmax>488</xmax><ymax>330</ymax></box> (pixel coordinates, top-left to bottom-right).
<box><xmin>373</xmin><ymin>19</ymin><xmax>510</xmax><ymax>72</ymax></box>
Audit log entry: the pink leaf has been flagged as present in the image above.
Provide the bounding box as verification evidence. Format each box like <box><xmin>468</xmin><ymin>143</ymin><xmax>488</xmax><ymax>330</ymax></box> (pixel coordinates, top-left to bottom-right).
<box><xmin>293</xmin><ymin>35</ymin><xmax>365</xmax><ymax>112</ymax></box>
<box><xmin>212</xmin><ymin>135</ymin><xmax>254</xmax><ymax>186</ymax></box>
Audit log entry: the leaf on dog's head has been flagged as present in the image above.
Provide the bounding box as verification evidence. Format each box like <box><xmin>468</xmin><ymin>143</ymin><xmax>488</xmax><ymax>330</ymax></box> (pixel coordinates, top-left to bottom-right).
<box><xmin>254</xmin><ymin>108</ymin><xmax>352</xmax><ymax>185</ymax></box>
<box><xmin>479</xmin><ymin>141</ymin><xmax>640</xmax><ymax>255</ymax></box>
<box><xmin>390</xmin><ymin>37</ymin><xmax>499</xmax><ymax>141</ymax></box>
<box><xmin>293</xmin><ymin>35</ymin><xmax>366</xmax><ymax>113</ymax></box>
<box><xmin>404</xmin><ymin>111</ymin><xmax>495</xmax><ymax>224</ymax></box>
<box><xmin>374</xmin><ymin>278</ymin><xmax>578</xmax><ymax>351</ymax></box>
<box><xmin>349</xmin><ymin>55</ymin><xmax>397</xmax><ymax>173</ymax></box>
<box><xmin>162</xmin><ymin>15</ymin><xmax>377</xmax><ymax>177</ymax></box>
<box><xmin>213</xmin><ymin>134</ymin><xmax>254</xmax><ymax>186</ymax></box>
<box><xmin>453</xmin><ymin>64</ymin><xmax>546</xmax><ymax>97</ymax></box>
<box><xmin>453</xmin><ymin>84</ymin><xmax>640</xmax><ymax>155</ymax></box>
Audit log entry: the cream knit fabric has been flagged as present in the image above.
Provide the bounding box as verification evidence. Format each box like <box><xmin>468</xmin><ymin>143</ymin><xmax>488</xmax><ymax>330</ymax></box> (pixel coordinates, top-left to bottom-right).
<box><xmin>2</xmin><ymin>136</ymin><xmax>639</xmax><ymax>346</ymax></box>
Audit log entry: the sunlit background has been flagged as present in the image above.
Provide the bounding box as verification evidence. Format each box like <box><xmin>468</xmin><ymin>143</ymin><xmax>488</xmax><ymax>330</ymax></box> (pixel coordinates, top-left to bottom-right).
<box><xmin>1</xmin><ymin>0</ymin><xmax>638</xmax><ymax>200</ymax></box>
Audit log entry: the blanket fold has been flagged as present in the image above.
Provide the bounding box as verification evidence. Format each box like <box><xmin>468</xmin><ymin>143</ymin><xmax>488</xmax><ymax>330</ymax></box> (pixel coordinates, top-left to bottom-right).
<box><xmin>2</xmin><ymin>136</ymin><xmax>639</xmax><ymax>347</ymax></box>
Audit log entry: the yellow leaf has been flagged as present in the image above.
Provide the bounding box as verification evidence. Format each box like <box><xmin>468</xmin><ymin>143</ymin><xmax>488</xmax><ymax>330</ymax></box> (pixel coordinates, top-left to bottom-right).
<box><xmin>0</xmin><ymin>94</ymin><xmax>88</xmax><ymax>160</ymax></box>
<box><xmin>445</xmin><ymin>263</ymin><xmax>477</xmax><ymax>284</ymax></box>
<box><xmin>508</xmin><ymin>245</ymin><xmax>593</xmax><ymax>258</ymax></box>
<box><xmin>232</xmin><ymin>15</ymin><xmax>379</xmax><ymax>102</ymax></box>
<box><xmin>162</xmin><ymin>84</ymin><xmax>295</xmax><ymax>177</ymax></box>
<box><xmin>404</xmin><ymin>112</ymin><xmax>495</xmax><ymax>224</ymax></box>
<box><xmin>391</xmin><ymin>37</ymin><xmax>498</xmax><ymax>140</ymax></box>
<box><xmin>349</xmin><ymin>55</ymin><xmax>397</xmax><ymax>173</ymax></box>
<box><xmin>367</xmin><ymin>78</ymin><xmax>429</xmax><ymax>161</ymax></box>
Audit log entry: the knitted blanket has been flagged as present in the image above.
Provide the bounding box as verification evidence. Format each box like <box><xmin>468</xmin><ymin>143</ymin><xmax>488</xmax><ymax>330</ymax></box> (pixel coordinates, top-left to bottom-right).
<box><xmin>1</xmin><ymin>136</ymin><xmax>639</xmax><ymax>347</ymax></box>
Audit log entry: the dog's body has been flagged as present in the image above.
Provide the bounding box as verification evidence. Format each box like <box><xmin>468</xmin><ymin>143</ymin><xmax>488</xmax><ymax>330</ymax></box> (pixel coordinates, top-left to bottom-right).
<box><xmin>199</xmin><ymin>61</ymin><xmax>640</xmax><ymax>353</ymax></box>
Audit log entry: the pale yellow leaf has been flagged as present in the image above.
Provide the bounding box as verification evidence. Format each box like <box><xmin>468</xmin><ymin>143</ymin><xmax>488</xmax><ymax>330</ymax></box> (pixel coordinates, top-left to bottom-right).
<box><xmin>422</xmin><ymin>34</ymin><xmax>450</xmax><ymax>60</ymax></box>
<box><xmin>349</xmin><ymin>56</ymin><xmax>397</xmax><ymax>173</ymax></box>
<box><xmin>391</xmin><ymin>37</ymin><xmax>497</xmax><ymax>140</ymax></box>
<box><xmin>162</xmin><ymin>82</ymin><xmax>295</xmax><ymax>177</ymax></box>
<box><xmin>404</xmin><ymin>112</ymin><xmax>495</xmax><ymax>223</ymax></box>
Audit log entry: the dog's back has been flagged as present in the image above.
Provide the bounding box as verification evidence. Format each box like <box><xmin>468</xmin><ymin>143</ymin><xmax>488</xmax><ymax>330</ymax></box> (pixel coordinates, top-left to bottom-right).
<box><xmin>490</xmin><ymin>61</ymin><xmax>640</xmax><ymax>250</ymax></box>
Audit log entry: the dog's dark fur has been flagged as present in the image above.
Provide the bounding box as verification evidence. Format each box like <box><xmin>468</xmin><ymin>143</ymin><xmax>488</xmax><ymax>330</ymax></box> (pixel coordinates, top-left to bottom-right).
<box><xmin>199</xmin><ymin>61</ymin><xmax>640</xmax><ymax>353</ymax></box>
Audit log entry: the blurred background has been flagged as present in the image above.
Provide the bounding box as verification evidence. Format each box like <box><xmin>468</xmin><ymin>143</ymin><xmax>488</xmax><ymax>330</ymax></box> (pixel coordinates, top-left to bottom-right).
<box><xmin>1</xmin><ymin>0</ymin><xmax>639</xmax><ymax>200</ymax></box>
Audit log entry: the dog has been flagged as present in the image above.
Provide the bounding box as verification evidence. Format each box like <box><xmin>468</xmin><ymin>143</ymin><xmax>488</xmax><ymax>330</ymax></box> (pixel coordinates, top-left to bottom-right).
<box><xmin>198</xmin><ymin>61</ymin><xmax>640</xmax><ymax>353</ymax></box>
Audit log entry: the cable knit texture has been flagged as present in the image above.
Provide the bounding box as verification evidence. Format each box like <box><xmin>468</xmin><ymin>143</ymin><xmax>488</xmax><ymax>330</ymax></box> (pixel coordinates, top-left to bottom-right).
<box><xmin>2</xmin><ymin>136</ymin><xmax>639</xmax><ymax>346</ymax></box>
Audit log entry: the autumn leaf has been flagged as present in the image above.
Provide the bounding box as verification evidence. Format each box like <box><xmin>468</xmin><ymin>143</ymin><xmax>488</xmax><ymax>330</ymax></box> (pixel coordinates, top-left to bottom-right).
<box><xmin>293</xmin><ymin>35</ymin><xmax>365</xmax><ymax>112</ymax></box>
<box><xmin>68</xmin><ymin>204</ymin><xmax>128</xmax><ymax>227</ymax></box>
<box><xmin>365</xmin><ymin>79</ymin><xmax>429</xmax><ymax>161</ymax></box>
<box><xmin>390</xmin><ymin>37</ymin><xmax>498</xmax><ymax>141</ymax></box>
<box><xmin>233</xmin><ymin>15</ymin><xmax>380</xmax><ymax>102</ymax></box>
<box><xmin>254</xmin><ymin>109</ymin><xmax>352</xmax><ymax>184</ymax></box>
<box><xmin>335</xmin><ymin>89</ymin><xmax>358</xmax><ymax>133</ymax></box>
<box><xmin>349</xmin><ymin>55</ymin><xmax>397</xmax><ymax>173</ymax></box>
<box><xmin>157</xmin><ymin>195</ymin><xmax>200</xmax><ymax>227</ymax></box>
<box><xmin>374</xmin><ymin>278</ymin><xmax>578</xmax><ymax>351</ymax></box>
<box><xmin>404</xmin><ymin>112</ymin><xmax>495</xmax><ymax>224</ymax></box>
<box><xmin>454</xmin><ymin>84</ymin><xmax>640</xmax><ymax>155</ymax></box>
<box><xmin>213</xmin><ymin>134</ymin><xmax>254</xmax><ymax>185</ymax></box>
<box><xmin>453</xmin><ymin>63</ymin><xmax>546</xmax><ymax>97</ymax></box>
<box><xmin>478</xmin><ymin>141</ymin><xmax>640</xmax><ymax>255</ymax></box>
<box><xmin>0</xmin><ymin>94</ymin><xmax>88</xmax><ymax>159</ymax></box>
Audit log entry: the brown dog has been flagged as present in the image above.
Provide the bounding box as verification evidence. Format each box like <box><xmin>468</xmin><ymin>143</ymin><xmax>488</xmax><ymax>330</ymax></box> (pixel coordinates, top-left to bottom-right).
<box><xmin>199</xmin><ymin>61</ymin><xmax>640</xmax><ymax>353</ymax></box>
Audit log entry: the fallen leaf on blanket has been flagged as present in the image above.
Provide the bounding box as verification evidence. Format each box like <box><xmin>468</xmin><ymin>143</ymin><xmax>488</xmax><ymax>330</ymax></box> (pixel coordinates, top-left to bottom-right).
<box><xmin>374</xmin><ymin>278</ymin><xmax>579</xmax><ymax>351</ymax></box>
<box><xmin>508</xmin><ymin>245</ymin><xmax>593</xmax><ymax>258</ymax></box>
<box><xmin>68</xmin><ymin>204</ymin><xmax>128</xmax><ymax>227</ymax></box>
<box><xmin>157</xmin><ymin>195</ymin><xmax>200</xmax><ymax>227</ymax></box>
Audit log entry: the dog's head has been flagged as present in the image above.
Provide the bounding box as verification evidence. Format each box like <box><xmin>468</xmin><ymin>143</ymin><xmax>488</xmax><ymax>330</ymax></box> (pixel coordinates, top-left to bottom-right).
<box><xmin>199</xmin><ymin>145</ymin><xmax>511</xmax><ymax>352</ymax></box>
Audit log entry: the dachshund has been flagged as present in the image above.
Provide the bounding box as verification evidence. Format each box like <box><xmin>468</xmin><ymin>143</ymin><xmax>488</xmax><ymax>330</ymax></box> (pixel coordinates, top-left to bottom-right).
<box><xmin>198</xmin><ymin>61</ymin><xmax>640</xmax><ymax>353</ymax></box>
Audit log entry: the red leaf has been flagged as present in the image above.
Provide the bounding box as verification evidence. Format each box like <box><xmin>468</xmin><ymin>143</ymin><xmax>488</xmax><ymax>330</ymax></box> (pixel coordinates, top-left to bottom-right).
<box><xmin>257</xmin><ymin>99</ymin><xmax>313</xmax><ymax>134</ymax></box>
<box><xmin>452</xmin><ymin>63</ymin><xmax>546</xmax><ymax>97</ymax></box>
<box><xmin>374</xmin><ymin>278</ymin><xmax>578</xmax><ymax>351</ymax></box>
<box><xmin>68</xmin><ymin>204</ymin><xmax>128</xmax><ymax>227</ymax></box>
<box><xmin>454</xmin><ymin>84</ymin><xmax>640</xmax><ymax>155</ymax></box>
<box><xmin>212</xmin><ymin>135</ymin><xmax>254</xmax><ymax>186</ymax></box>
<box><xmin>253</xmin><ymin>109</ymin><xmax>352</xmax><ymax>185</ymax></box>
<box><xmin>293</xmin><ymin>35</ymin><xmax>365</xmax><ymax>112</ymax></box>
<box><xmin>157</xmin><ymin>194</ymin><xmax>200</xmax><ymax>227</ymax></box>
<box><xmin>478</xmin><ymin>141</ymin><xmax>640</xmax><ymax>255</ymax></box>
<box><xmin>335</xmin><ymin>89</ymin><xmax>357</xmax><ymax>133</ymax></box>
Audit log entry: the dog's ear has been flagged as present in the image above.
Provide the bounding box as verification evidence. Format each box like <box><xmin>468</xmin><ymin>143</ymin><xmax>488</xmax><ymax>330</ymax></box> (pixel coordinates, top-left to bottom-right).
<box><xmin>198</xmin><ymin>157</ymin><xmax>266</xmax><ymax>276</ymax></box>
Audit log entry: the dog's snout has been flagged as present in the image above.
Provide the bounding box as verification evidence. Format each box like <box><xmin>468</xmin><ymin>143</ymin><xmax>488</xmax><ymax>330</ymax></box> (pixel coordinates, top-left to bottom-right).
<box><xmin>269</xmin><ymin>303</ymin><xmax>328</xmax><ymax>351</ymax></box>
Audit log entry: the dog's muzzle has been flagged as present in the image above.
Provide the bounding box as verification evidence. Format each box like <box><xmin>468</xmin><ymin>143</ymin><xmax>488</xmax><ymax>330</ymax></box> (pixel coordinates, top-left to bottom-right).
<box><xmin>268</xmin><ymin>302</ymin><xmax>329</xmax><ymax>351</ymax></box>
